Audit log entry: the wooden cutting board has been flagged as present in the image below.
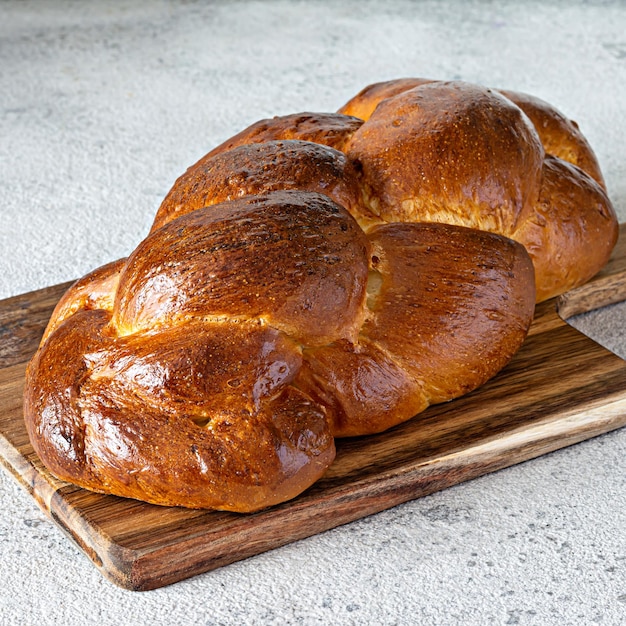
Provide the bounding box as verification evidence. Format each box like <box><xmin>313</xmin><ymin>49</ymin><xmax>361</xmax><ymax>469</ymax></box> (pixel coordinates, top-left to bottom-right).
<box><xmin>2</xmin><ymin>224</ymin><xmax>626</xmax><ymax>591</ymax></box>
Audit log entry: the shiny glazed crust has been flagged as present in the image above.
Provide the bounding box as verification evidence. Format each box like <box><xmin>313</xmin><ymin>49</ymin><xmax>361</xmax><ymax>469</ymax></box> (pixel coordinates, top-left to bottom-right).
<box><xmin>337</xmin><ymin>78</ymin><xmax>616</xmax><ymax>301</ymax></box>
<box><xmin>25</xmin><ymin>77</ymin><xmax>616</xmax><ymax>511</ymax></box>
<box><xmin>25</xmin><ymin>189</ymin><xmax>535</xmax><ymax>510</ymax></box>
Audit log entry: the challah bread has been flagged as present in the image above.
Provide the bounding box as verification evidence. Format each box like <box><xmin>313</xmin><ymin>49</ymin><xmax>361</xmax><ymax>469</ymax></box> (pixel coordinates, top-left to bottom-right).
<box><xmin>24</xmin><ymin>187</ymin><xmax>534</xmax><ymax>510</ymax></box>
<box><xmin>25</xmin><ymin>77</ymin><xmax>614</xmax><ymax>511</ymax></box>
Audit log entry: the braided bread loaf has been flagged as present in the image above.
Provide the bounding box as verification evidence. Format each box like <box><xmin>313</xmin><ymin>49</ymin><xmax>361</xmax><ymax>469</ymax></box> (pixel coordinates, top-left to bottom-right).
<box><xmin>24</xmin><ymin>79</ymin><xmax>615</xmax><ymax>512</ymax></box>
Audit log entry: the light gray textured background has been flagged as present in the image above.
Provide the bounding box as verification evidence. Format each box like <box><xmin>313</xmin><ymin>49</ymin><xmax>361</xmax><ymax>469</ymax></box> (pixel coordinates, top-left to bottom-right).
<box><xmin>1</xmin><ymin>1</ymin><xmax>626</xmax><ymax>624</ymax></box>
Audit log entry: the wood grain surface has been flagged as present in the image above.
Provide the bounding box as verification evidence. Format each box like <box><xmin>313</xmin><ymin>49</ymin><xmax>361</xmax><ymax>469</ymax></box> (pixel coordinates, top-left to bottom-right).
<box><xmin>1</xmin><ymin>225</ymin><xmax>626</xmax><ymax>591</ymax></box>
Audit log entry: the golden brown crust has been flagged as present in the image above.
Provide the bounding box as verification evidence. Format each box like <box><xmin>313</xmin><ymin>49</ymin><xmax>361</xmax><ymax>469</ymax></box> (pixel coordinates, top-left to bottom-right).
<box><xmin>498</xmin><ymin>89</ymin><xmax>606</xmax><ymax>188</ymax></box>
<box><xmin>297</xmin><ymin>223</ymin><xmax>535</xmax><ymax>437</ymax></box>
<box><xmin>25</xmin><ymin>309</ymin><xmax>334</xmax><ymax>511</ymax></box>
<box><xmin>41</xmin><ymin>258</ymin><xmax>125</xmax><ymax>343</ymax></box>
<box><xmin>25</xmin><ymin>189</ymin><xmax>536</xmax><ymax>510</ymax></box>
<box><xmin>344</xmin><ymin>81</ymin><xmax>544</xmax><ymax>235</ymax></box>
<box><xmin>512</xmin><ymin>155</ymin><xmax>618</xmax><ymax>301</ymax></box>
<box><xmin>157</xmin><ymin>79</ymin><xmax>616</xmax><ymax>301</ymax></box>
<box><xmin>152</xmin><ymin>140</ymin><xmax>377</xmax><ymax>232</ymax></box>
<box><xmin>25</xmin><ymin>77</ymin><xmax>616</xmax><ymax>511</ymax></box>
<box><xmin>296</xmin><ymin>337</ymin><xmax>430</xmax><ymax>438</ymax></box>
<box><xmin>338</xmin><ymin>78</ymin><xmax>616</xmax><ymax>301</ymax></box>
<box><xmin>117</xmin><ymin>191</ymin><xmax>370</xmax><ymax>346</ymax></box>
<box><xmin>339</xmin><ymin>78</ymin><xmax>605</xmax><ymax>188</ymax></box>
<box><xmin>27</xmin><ymin>190</ymin><xmax>373</xmax><ymax>511</ymax></box>
<box><xmin>360</xmin><ymin>223</ymin><xmax>535</xmax><ymax>404</ymax></box>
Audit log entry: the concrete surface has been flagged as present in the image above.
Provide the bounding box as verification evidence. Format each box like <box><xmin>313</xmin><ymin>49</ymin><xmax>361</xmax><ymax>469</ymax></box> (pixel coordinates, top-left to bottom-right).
<box><xmin>1</xmin><ymin>1</ymin><xmax>626</xmax><ymax>624</ymax></box>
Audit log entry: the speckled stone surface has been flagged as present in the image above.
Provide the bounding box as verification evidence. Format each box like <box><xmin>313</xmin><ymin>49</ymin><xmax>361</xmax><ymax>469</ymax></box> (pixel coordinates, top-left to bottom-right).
<box><xmin>1</xmin><ymin>1</ymin><xmax>626</xmax><ymax>624</ymax></box>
